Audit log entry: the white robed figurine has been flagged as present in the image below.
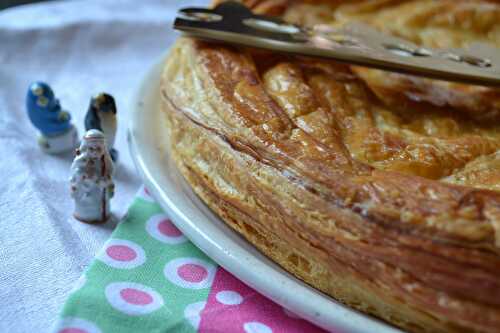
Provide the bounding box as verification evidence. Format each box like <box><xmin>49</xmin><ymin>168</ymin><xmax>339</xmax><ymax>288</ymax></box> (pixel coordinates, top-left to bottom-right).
<box><xmin>70</xmin><ymin>129</ymin><xmax>114</xmax><ymax>223</ymax></box>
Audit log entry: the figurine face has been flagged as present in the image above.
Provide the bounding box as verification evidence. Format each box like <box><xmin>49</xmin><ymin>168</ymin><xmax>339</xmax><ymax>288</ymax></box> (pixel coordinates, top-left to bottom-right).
<box><xmin>85</xmin><ymin>144</ymin><xmax>103</xmax><ymax>158</ymax></box>
<box><xmin>79</xmin><ymin>129</ymin><xmax>107</xmax><ymax>159</ymax></box>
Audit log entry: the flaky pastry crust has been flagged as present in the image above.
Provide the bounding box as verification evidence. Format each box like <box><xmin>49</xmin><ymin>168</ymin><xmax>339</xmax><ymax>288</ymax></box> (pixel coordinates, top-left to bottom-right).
<box><xmin>160</xmin><ymin>1</ymin><xmax>500</xmax><ymax>332</ymax></box>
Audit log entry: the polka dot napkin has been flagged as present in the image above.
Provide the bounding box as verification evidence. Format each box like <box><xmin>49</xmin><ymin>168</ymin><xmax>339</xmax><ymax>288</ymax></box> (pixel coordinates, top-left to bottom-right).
<box><xmin>54</xmin><ymin>187</ymin><xmax>327</xmax><ymax>333</ymax></box>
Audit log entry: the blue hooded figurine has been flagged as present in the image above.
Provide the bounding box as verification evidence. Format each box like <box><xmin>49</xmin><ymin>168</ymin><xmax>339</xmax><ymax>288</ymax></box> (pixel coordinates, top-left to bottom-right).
<box><xmin>26</xmin><ymin>82</ymin><xmax>78</xmax><ymax>153</ymax></box>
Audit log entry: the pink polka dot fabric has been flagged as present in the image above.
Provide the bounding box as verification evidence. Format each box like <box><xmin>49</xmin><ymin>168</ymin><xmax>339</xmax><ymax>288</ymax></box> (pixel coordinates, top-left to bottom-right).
<box><xmin>56</xmin><ymin>187</ymin><xmax>328</xmax><ymax>333</ymax></box>
<box><xmin>178</xmin><ymin>264</ymin><xmax>209</xmax><ymax>283</ymax></box>
<box><xmin>199</xmin><ymin>268</ymin><xmax>325</xmax><ymax>333</ymax></box>
<box><xmin>119</xmin><ymin>288</ymin><xmax>154</xmax><ymax>305</ymax></box>
<box><xmin>106</xmin><ymin>245</ymin><xmax>137</xmax><ymax>261</ymax></box>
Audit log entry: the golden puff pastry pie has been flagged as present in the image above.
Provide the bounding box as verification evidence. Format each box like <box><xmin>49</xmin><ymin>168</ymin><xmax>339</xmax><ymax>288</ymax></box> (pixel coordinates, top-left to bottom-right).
<box><xmin>160</xmin><ymin>1</ymin><xmax>500</xmax><ymax>332</ymax></box>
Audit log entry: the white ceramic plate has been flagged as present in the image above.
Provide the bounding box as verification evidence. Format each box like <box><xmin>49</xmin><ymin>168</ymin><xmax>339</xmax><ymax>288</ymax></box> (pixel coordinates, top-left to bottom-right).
<box><xmin>128</xmin><ymin>56</ymin><xmax>404</xmax><ymax>333</ymax></box>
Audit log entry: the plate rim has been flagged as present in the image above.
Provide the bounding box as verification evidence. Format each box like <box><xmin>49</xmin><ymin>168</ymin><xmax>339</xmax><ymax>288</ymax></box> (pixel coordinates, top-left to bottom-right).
<box><xmin>127</xmin><ymin>54</ymin><xmax>404</xmax><ymax>333</ymax></box>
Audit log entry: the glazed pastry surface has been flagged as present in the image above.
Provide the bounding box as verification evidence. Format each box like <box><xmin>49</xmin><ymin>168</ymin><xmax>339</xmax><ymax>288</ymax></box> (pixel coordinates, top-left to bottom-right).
<box><xmin>161</xmin><ymin>1</ymin><xmax>500</xmax><ymax>332</ymax></box>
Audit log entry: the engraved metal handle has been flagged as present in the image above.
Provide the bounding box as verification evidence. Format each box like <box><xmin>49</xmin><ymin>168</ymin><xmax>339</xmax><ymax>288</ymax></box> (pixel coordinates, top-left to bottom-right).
<box><xmin>174</xmin><ymin>1</ymin><xmax>500</xmax><ymax>87</ymax></box>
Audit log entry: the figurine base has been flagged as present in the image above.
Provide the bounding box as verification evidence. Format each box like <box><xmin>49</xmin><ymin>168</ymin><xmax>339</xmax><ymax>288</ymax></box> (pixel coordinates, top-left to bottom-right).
<box><xmin>73</xmin><ymin>195</ymin><xmax>111</xmax><ymax>224</ymax></box>
<box><xmin>73</xmin><ymin>213</ymin><xmax>109</xmax><ymax>224</ymax></box>
<box><xmin>39</xmin><ymin>125</ymin><xmax>78</xmax><ymax>154</ymax></box>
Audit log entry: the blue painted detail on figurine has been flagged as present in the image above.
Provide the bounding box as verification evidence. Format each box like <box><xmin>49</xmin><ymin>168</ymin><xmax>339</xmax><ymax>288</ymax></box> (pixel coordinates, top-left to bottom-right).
<box><xmin>26</xmin><ymin>82</ymin><xmax>72</xmax><ymax>136</ymax></box>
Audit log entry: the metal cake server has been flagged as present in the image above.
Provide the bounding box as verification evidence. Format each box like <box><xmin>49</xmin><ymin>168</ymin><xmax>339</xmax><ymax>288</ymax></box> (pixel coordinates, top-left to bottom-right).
<box><xmin>174</xmin><ymin>1</ymin><xmax>500</xmax><ymax>87</ymax></box>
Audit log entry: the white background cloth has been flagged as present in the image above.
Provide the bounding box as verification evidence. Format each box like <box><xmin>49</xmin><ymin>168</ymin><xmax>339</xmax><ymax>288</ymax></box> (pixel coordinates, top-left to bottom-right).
<box><xmin>0</xmin><ymin>1</ymin><xmax>206</xmax><ymax>331</ymax></box>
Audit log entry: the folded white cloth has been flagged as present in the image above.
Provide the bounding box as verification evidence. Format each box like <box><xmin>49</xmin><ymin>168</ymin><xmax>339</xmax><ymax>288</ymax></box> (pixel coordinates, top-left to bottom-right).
<box><xmin>0</xmin><ymin>1</ymin><xmax>206</xmax><ymax>331</ymax></box>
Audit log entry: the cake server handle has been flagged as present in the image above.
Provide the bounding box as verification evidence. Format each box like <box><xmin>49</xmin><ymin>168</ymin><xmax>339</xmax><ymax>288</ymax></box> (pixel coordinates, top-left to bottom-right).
<box><xmin>174</xmin><ymin>1</ymin><xmax>500</xmax><ymax>87</ymax></box>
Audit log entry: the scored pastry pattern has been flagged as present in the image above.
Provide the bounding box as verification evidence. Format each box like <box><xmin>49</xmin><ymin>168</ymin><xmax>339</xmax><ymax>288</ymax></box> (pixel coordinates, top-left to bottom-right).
<box><xmin>162</xmin><ymin>1</ymin><xmax>500</xmax><ymax>332</ymax></box>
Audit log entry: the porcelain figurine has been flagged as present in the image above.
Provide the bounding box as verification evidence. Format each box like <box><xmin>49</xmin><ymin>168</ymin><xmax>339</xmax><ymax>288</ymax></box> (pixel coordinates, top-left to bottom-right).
<box><xmin>85</xmin><ymin>93</ymin><xmax>118</xmax><ymax>161</ymax></box>
<box><xmin>70</xmin><ymin>129</ymin><xmax>114</xmax><ymax>223</ymax></box>
<box><xmin>26</xmin><ymin>82</ymin><xmax>78</xmax><ymax>154</ymax></box>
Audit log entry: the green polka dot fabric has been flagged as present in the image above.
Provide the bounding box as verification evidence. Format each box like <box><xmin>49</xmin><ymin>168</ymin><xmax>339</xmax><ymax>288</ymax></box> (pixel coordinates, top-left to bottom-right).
<box><xmin>54</xmin><ymin>187</ymin><xmax>327</xmax><ymax>333</ymax></box>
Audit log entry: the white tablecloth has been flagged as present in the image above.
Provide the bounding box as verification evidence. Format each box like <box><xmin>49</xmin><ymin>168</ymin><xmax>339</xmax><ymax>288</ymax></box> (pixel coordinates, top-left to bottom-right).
<box><xmin>0</xmin><ymin>1</ymin><xmax>206</xmax><ymax>331</ymax></box>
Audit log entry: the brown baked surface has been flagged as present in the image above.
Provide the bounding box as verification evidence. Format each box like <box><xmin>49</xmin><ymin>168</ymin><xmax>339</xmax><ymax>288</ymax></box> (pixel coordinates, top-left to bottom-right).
<box><xmin>160</xmin><ymin>1</ymin><xmax>500</xmax><ymax>332</ymax></box>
